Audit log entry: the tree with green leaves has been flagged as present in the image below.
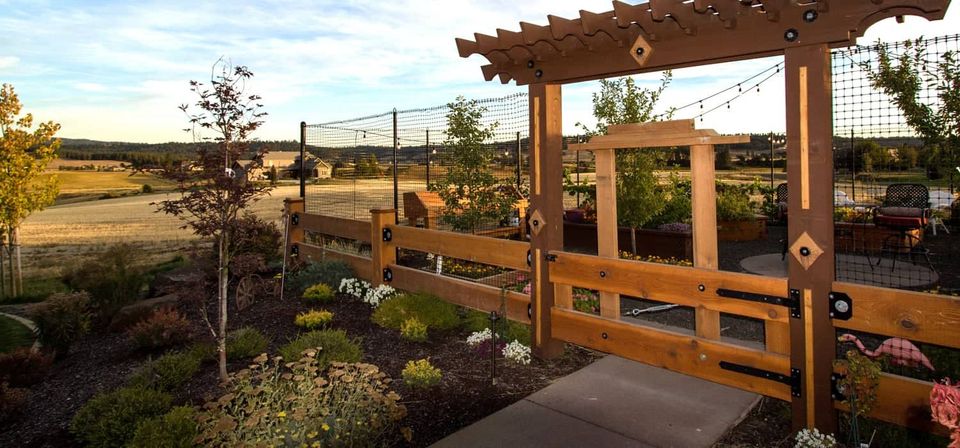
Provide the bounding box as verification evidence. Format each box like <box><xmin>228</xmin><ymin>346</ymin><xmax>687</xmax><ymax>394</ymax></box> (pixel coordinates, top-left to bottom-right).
<box><xmin>0</xmin><ymin>84</ymin><xmax>60</xmax><ymax>297</ymax></box>
<box><xmin>430</xmin><ymin>96</ymin><xmax>515</xmax><ymax>232</ymax></box>
<box><xmin>577</xmin><ymin>73</ymin><xmax>680</xmax><ymax>251</ymax></box>
<box><xmin>868</xmin><ymin>39</ymin><xmax>959</xmax><ymax>179</ymax></box>
<box><xmin>157</xmin><ymin>61</ymin><xmax>269</xmax><ymax>381</ymax></box>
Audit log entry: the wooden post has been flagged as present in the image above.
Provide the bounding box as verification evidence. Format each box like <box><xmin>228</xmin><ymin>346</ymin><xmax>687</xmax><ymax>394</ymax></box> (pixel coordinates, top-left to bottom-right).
<box><xmin>785</xmin><ymin>44</ymin><xmax>837</xmax><ymax>433</ymax></box>
<box><xmin>690</xmin><ymin>144</ymin><xmax>720</xmax><ymax>339</ymax></box>
<box><xmin>528</xmin><ymin>83</ymin><xmax>565</xmax><ymax>359</ymax></box>
<box><xmin>370</xmin><ymin>208</ymin><xmax>397</xmax><ymax>287</ymax></box>
<box><xmin>284</xmin><ymin>198</ymin><xmax>305</xmax><ymax>256</ymax></box>
<box><xmin>594</xmin><ymin>148</ymin><xmax>620</xmax><ymax>319</ymax></box>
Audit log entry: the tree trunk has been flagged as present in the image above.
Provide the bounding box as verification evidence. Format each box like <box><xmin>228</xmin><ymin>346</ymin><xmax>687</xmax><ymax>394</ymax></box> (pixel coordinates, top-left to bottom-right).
<box><xmin>7</xmin><ymin>229</ymin><xmax>16</xmax><ymax>298</ymax></box>
<box><xmin>13</xmin><ymin>227</ymin><xmax>22</xmax><ymax>296</ymax></box>
<box><xmin>0</xmin><ymin>239</ymin><xmax>6</xmax><ymax>299</ymax></box>
<box><xmin>218</xmin><ymin>234</ymin><xmax>229</xmax><ymax>382</ymax></box>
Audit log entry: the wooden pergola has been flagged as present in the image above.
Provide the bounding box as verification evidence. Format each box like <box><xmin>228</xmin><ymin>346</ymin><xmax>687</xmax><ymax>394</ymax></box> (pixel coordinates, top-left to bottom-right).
<box><xmin>456</xmin><ymin>0</ymin><xmax>951</xmax><ymax>433</ymax></box>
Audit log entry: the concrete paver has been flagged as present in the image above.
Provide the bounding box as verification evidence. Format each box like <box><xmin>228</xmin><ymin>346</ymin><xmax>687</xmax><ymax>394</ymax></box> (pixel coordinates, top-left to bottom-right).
<box><xmin>431</xmin><ymin>355</ymin><xmax>759</xmax><ymax>448</ymax></box>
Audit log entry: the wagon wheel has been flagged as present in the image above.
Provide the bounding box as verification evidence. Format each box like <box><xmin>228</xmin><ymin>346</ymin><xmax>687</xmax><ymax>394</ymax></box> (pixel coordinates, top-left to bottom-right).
<box><xmin>235</xmin><ymin>274</ymin><xmax>261</xmax><ymax>312</ymax></box>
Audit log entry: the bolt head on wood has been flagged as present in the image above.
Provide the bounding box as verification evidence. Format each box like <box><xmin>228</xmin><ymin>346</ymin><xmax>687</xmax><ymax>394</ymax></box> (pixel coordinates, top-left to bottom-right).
<box><xmin>630</xmin><ymin>34</ymin><xmax>653</xmax><ymax>66</ymax></box>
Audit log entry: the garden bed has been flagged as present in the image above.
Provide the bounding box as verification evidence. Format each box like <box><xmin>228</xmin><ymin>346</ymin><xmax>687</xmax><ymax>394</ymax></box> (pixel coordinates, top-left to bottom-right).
<box><xmin>563</xmin><ymin>221</ymin><xmax>693</xmax><ymax>260</ymax></box>
<box><xmin>1</xmin><ymin>288</ymin><xmax>599</xmax><ymax>448</ymax></box>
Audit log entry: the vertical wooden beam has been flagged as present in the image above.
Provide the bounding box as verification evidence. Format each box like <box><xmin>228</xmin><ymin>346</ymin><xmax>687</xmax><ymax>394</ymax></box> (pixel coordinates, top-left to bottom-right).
<box><xmin>528</xmin><ymin>83</ymin><xmax>565</xmax><ymax>359</ymax></box>
<box><xmin>690</xmin><ymin>144</ymin><xmax>720</xmax><ymax>340</ymax></box>
<box><xmin>785</xmin><ymin>44</ymin><xmax>837</xmax><ymax>433</ymax></box>
<box><xmin>284</xmin><ymin>198</ymin><xmax>305</xmax><ymax>254</ymax></box>
<box><xmin>370</xmin><ymin>208</ymin><xmax>397</xmax><ymax>287</ymax></box>
<box><xmin>594</xmin><ymin>148</ymin><xmax>620</xmax><ymax>319</ymax></box>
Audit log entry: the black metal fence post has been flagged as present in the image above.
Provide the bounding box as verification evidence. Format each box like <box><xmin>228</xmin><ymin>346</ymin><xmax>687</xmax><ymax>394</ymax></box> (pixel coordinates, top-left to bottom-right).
<box><xmin>426</xmin><ymin>129</ymin><xmax>431</xmax><ymax>187</ymax></box>
<box><xmin>299</xmin><ymin>121</ymin><xmax>306</xmax><ymax>198</ymax></box>
<box><xmin>393</xmin><ymin>109</ymin><xmax>399</xmax><ymax>220</ymax></box>
<box><xmin>516</xmin><ymin>131</ymin><xmax>522</xmax><ymax>191</ymax></box>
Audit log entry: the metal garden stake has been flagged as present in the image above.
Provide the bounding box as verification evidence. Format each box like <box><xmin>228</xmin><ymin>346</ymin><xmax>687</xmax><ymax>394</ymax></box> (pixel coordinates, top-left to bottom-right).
<box><xmin>489</xmin><ymin>310</ymin><xmax>499</xmax><ymax>385</ymax></box>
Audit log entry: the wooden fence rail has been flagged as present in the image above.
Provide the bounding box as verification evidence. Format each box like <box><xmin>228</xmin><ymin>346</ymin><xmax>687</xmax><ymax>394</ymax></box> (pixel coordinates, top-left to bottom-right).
<box><xmin>284</xmin><ymin>199</ymin><xmax>960</xmax><ymax>436</ymax></box>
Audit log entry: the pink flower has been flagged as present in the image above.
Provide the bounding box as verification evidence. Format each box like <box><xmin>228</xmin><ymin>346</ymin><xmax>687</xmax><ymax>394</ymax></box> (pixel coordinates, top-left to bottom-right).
<box><xmin>931</xmin><ymin>379</ymin><xmax>960</xmax><ymax>448</ymax></box>
<box><xmin>522</xmin><ymin>282</ymin><xmax>531</xmax><ymax>295</ymax></box>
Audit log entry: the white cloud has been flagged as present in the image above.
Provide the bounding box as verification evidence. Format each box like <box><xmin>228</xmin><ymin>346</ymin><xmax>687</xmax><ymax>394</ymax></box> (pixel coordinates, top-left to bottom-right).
<box><xmin>0</xmin><ymin>56</ymin><xmax>19</xmax><ymax>70</ymax></box>
<box><xmin>74</xmin><ymin>82</ymin><xmax>108</xmax><ymax>93</ymax></box>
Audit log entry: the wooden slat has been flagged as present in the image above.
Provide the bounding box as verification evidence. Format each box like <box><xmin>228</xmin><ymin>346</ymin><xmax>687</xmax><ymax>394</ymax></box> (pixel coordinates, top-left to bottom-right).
<box><xmin>765</xmin><ymin>321</ymin><xmax>791</xmax><ymax>355</ymax></box>
<box><xmin>552</xmin><ymin>308</ymin><xmax>792</xmax><ymax>400</ymax></box>
<box><xmin>832</xmin><ymin>281</ymin><xmax>960</xmax><ymax>349</ymax></box>
<box><xmin>390</xmin><ymin>265</ymin><xmax>530</xmax><ymax>324</ymax></box>
<box><xmin>833</xmin><ymin>370</ymin><xmax>947</xmax><ymax>437</ymax></box>
<box><xmin>594</xmin><ymin>149</ymin><xmax>620</xmax><ymax>319</ymax></box>
<box><xmin>568</xmin><ymin>134</ymin><xmax>750</xmax><ymax>151</ymax></box>
<box><xmin>388</xmin><ymin>224</ymin><xmax>529</xmax><ymax>271</ymax></box>
<box><xmin>606</xmin><ymin>119</ymin><xmax>694</xmax><ymax>134</ymax></box>
<box><xmin>691</xmin><ymin>143</ymin><xmax>720</xmax><ymax>340</ymax></box>
<box><xmin>300</xmin><ymin>213</ymin><xmax>371</xmax><ymax>242</ymax></box>
<box><xmin>371</xmin><ymin>210</ymin><xmax>396</xmax><ymax>287</ymax></box>
<box><xmin>296</xmin><ymin>244</ymin><xmax>372</xmax><ymax>281</ymax></box>
<box><xmin>549</xmin><ymin>251</ymin><xmax>790</xmax><ymax>323</ymax></box>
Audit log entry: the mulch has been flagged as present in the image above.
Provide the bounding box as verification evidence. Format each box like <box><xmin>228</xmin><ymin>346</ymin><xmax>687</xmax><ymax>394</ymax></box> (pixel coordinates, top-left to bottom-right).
<box><xmin>1</xmin><ymin>287</ymin><xmax>600</xmax><ymax>448</ymax></box>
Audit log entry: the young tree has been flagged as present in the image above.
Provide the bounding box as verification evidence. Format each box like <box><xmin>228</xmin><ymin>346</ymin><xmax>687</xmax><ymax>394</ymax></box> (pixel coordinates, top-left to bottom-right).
<box><xmin>0</xmin><ymin>84</ymin><xmax>60</xmax><ymax>297</ymax></box>
<box><xmin>868</xmin><ymin>39</ymin><xmax>959</xmax><ymax>179</ymax></box>
<box><xmin>157</xmin><ymin>61</ymin><xmax>269</xmax><ymax>381</ymax></box>
<box><xmin>430</xmin><ymin>96</ymin><xmax>515</xmax><ymax>232</ymax></box>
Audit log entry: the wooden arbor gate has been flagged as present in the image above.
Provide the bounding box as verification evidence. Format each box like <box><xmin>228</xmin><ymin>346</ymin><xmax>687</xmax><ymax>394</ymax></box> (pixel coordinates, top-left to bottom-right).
<box><xmin>452</xmin><ymin>0</ymin><xmax>955</xmax><ymax>435</ymax></box>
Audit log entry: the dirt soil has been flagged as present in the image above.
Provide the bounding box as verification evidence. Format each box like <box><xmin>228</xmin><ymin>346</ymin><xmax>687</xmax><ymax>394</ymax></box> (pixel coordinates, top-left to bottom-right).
<box><xmin>1</xmin><ymin>290</ymin><xmax>600</xmax><ymax>448</ymax></box>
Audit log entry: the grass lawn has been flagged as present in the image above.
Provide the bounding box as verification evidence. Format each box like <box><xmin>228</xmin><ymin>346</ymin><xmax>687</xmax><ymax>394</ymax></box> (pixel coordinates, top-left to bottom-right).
<box><xmin>0</xmin><ymin>277</ymin><xmax>70</xmax><ymax>305</ymax></box>
<box><xmin>46</xmin><ymin>171</ymin><xmax>173</xmax><ymax>195</ymax></box>
<box><xmin>0</xmin><ymin>314</ymin><xmax>34</xmax><ymax>353</ymax></box>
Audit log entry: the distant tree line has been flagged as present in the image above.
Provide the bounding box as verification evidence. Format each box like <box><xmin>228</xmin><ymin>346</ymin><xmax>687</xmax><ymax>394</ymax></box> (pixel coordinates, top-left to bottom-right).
<box><xmin>59</xmin><ymin>139</ymin><xmax>299</xmax><ymax>163</ymax></box>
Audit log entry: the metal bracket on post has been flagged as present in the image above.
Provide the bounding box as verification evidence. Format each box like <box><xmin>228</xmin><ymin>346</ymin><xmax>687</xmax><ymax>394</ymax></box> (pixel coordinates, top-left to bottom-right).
<box><xmin>789</xmin><ymin>288</ymin><xmax>802</xmax><ymax>319</ymax></box>
<box><xmin>382</xmin><ymin>268</ymin><xmax>393</xmax><ymax>283</ymax></box>
<box><xmin>716</xmin><ymin>288</ymin><xmax>800</xmax><ymax>319</ymax></box>
<box><xmin>719</xmin><ymin>362</ymin><xmax>802</xmax><ymax>398</ymax></box>
<box><xmin>290</xmin><ymin>244</ymin><xmax>299</xmax><ymax>257</ymax></box>
<box><xmin>831</xmin><ymin>373</ymin><xmax>846</xmax><ymax>401</ymax></box>
<box><xmin>291</xmin><ymin>213</ymin><xmax>300</xmax><ymax>226</ymax></box>
<box><xmin>526</xmin><ymin>250</ymin><xmax>532</xmax><ymax>267</ymax></box>
<box><xmin>382</xmin><ymin>228</ymin><xmax>393</xmax><ymax>242</ymax></box>
<box><xmin>828</xmin><ymin>292</ymin><xmax>853</xmax><ymax>320</ymax></box>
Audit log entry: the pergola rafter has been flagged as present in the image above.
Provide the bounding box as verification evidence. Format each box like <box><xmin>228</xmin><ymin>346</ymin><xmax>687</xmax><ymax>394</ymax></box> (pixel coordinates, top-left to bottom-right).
<box><xmin>456</xmin><ymin>0</ymin><xmax>950</xmax><ymax>85</ymax></box>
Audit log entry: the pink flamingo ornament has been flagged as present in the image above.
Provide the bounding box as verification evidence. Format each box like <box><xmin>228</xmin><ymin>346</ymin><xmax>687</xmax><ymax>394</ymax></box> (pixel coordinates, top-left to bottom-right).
<box><xmin>838</xmin><ymin>333</ymin><xmax>935</xmax><ymax>371</ymax></box>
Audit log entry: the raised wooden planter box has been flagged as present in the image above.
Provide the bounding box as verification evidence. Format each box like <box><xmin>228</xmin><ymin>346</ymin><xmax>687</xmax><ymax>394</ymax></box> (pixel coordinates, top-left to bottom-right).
<box><xmin>563</xmin><ymin>221</ymin><xmax>693</xmax><ymax>260</ymax></box>
<box><xmin>717</xmin><ymin>216</ymin><xmax>767</xmax><ymax>242</ymax></box>
<box><xmin>835</xmin><ymin>222</ymin><xmax>922</xmax><ymax>254</ymax></box>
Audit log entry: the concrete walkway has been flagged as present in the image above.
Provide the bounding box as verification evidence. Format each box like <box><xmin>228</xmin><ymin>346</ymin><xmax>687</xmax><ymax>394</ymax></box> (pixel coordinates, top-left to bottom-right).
<box><xmin>432</xmin><ymin>356</ymin><xmax>759</xmax><ymax>448</ymax></box>
<box><xmin>0</xmin><ymin>311</ymin><xmax>40</xmax><ymax>351</ymax></box>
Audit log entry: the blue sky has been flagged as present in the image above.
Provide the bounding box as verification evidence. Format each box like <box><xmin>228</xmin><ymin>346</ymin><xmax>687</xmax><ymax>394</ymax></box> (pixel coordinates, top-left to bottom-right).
<box><xmin>1</xmin><ymin>1</ymin><xmax>958</xmax><ymax>143</ymax></box>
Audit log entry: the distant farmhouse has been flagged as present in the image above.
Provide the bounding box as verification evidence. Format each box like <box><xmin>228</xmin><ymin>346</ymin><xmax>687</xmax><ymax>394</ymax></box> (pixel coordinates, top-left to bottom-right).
<box><xmin>234</xmin><ymin>151</ymin><xmax>332</xmax><ymax>180</ymax></box>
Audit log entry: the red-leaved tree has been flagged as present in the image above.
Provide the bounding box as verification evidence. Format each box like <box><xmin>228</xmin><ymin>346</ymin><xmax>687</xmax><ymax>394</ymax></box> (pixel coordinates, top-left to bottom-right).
<box><xmin>158</xmin><ymin>60</ymin><xmax>270</xmax><ymax>381</ymax></box>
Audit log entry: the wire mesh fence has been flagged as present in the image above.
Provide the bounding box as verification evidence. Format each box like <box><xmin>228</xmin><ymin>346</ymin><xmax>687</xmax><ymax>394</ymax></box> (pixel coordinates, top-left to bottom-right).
<box><xmin>831</xmin><ymin>34</ymin><xmax>959</xmax><ymax>294</ymax></box>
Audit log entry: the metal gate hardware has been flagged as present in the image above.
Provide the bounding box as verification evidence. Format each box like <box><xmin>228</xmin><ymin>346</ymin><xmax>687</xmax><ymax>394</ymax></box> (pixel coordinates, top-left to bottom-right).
<box><xmin>527</xmin><ymin>250</ymin><xmax>532</xmax><ymax>267</ymax></box>
<box><xmin>290</xmin><ymin>244</ymin><xmax>299</xmax><ymax>257</ymax></box>
<box><xmin>545</xmin><ymin>254</ymin><xmax>557</xmax><ymax>262</ymax></box>
<box><xmin>830</xmin><ymin>373</ymin><xmax>847</xmax><ymax>401</ymax></box>
<box><xmin>382</xmin><ymin>228</ymin><xmax>392</xmax><ymax>242</ymax></box>
<box><xmin>382</xmin><ymin>268</ymin><xmax>393</xmax><ymax>283</ymax></box>
<box><xmin>829</xmin><ymin>292</ymin><xmax>853</xmax><ymax>320</ymax></box>
<box><xmin>720</xmin><ymin>362</ymin><xmax>802</xmax><ymax>398</ymax></box>
<box><xmin>716</xmin><ymin>288</ymin><xmax>800</xmax><ymax>319</ymax></box>
<box><xmin>291</xmin><ymin>213</ymin><xmax>300</xmax><ymax>226</ymax></box>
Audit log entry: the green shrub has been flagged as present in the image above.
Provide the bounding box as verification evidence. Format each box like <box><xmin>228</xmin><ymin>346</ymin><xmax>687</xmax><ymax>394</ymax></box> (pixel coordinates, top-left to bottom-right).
<box><xmin>30</xmin><ymin>291</ymin><xmax>92</xmax><ymax>357</ymax></box>
<box><xmin>0</xmin><ymin>348</ymin><xmax>54</xmax><ymax>387</ymax></box>
<box><xmin>294</xmin><ymin>309</ymin><xmax>334</xmax><ymax>329</ymax></box>
<box><xmin>70</xmin><ymin>386</ymin><xmax>172</xmax><ymax>448</ymax></box>
<box><xmin>716</xmin><ymin>188</ymin><xmax>756</xmax><ymax>221</ymax></box>
<box><xmin>129</xmin><ymin>406</ymin><xmax>197</xmax><ymax>448</ymax></box>
<box><xmin>287</xmin><ymin>261</ymin><xmax>354</xmax><ymax>295</ymax></box>
<box><xmin>372</xmin><ymin>293</ymin><xmax>460</xmax><ymax>331</ymax></box>
<box><xmin>127</xmin><ymin>307</ymin><xmax>192</xmax><ymax>351</ymax></box>
<box><xmin>231</xmin><ymin>214</ymin><xmax>283</xmax><ymax>263</ymax></box>
<box><xmin>463</xmin><ymin>309</ymin><xmax>531</xmax><ymax>346</ymax></box>
<box><xmin>128</xmin><ymin>346</ymin><xmax>207</xmax><ymax>392</ymax></box>
<box><xmin>141</xmin><ymin>184</ymin><xmax>154</xmax><ymax>194</ymax></box>
<box><xmin>402</xmin><ymin>358</ymin><xmax>442</xmax><ymax>388</ymax></box>
<box><xmin>400</xmin><ymin>318</ymin><xmax>428</xmax><ymax>342</ymax></box>
<box><xmin>61</xmin><ymin>244</ymin><xmax>147</xmax><ymax>321</ymax></box>
<box><xmin>0</xmin><ymin>381</ymin><xmax>27</xmax><ymax>423</ymax></box>
<box><xmin>302</xmin><ymin>283</ymin><xmax>335</xmax><ymax>302</ymax></box>
<box><xmin>278</xmin><ymin>329</ymin><xmax>362</xmax><ymax>369</ymax></box>
<box><xmin>226</xmin><ymin>327</ymin><xmax>269</xmax><ymax>360</ymax></box>
<box><xmin>196</xmin><ymin>354</ymin><xmax>408</xmax><ymax>447</ymax></box>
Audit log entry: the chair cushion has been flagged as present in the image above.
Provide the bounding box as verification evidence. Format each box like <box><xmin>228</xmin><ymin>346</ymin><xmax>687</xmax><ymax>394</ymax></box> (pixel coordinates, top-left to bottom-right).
<box><xmin>875</xmin><ymin>215</ymin><xmax>926</xmax><ymax>228</ymax></box>
<box><xmin>877</xmin><ymin>206</ymin><xmax>924</xmax><ymax>217</ymax></box>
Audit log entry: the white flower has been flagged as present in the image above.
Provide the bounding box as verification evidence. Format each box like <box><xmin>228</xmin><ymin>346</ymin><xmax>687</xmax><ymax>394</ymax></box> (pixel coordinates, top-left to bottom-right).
<box><xmin>338</xmin><ymin>278</ymin><xmax>372</xmax><ymax>300</ymax></box>
<box><xmin>466</xmin><ymin>329</ymin><xmax>493</xmax><ymax>346</ymax></box>
<box><xmin>794</xmin><ymin>428</ymin><xmax>837</xmax><ymax>448</ymax></box>
<box><xmin>502</xmin><ymin>340</ymin><xmax>531</xmax><ymax>365</ymax></box>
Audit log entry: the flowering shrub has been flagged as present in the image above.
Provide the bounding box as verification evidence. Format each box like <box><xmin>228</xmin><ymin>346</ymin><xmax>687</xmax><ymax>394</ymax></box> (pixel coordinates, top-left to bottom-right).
<box><xmin>794</xmin><ymin>428</ymin><xmax>837</xmax><ymax>448</ymax></box>
<box><xmin>128</xmin><ymin>307</ymin><xmax>192</xmax><ymax>351</ymax></box>
<box><xmin>339</xmin><ymin>278</ymin><xmax>370</xmax><ymax>299</ymax></box>
<box><xmin>466</xmin><ymin>328</ymin><xmax>493</xmax><ymax>347</ymax></box>
<box><xmin>294</xmin><ymin>310</ymin><xmax>334</xmax><ymax>329</ymax></box>
<box><xmin>502</xmin><ymin>340</ymin><xmax>532</xmax><ymax>365</ymax></box>
<box><xmin>402</xmin><ymin>358</ymin><xmax>442</xmax><ymax>388</ymax></box>
<box><xmin>931</xmin><ymin>379</ymin><xmax>960</xmax><ymax>448</ymax></box>
<box><xmin>442</xmin><ymin>259</ymin><xmax>504</xmax><ymax>280</ymax></box>
<box><xmin>618</xmin><ymin>251</ymin><xmax>693</xmax><ymax>267</ymax></box>
<box><xmin>196</xmin><ymin>353</ymin><xmax>408</xmax><ymax>447</ymax></box>
<box><xmin>302</xmin><ymin>283</ymin><xmax>334</xmax><ymax>302</ymax></box>
<box><xmin>400</xmin><ymin>318</ymin><xmax>428</xmax><ymax>342</ymax></box>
